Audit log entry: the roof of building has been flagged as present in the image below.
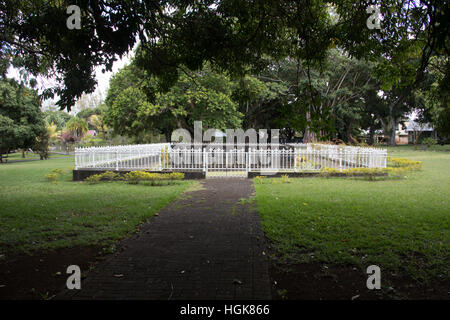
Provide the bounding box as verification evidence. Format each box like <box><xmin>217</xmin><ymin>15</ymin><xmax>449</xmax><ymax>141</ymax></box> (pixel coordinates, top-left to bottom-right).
<box><xmin>406</xmin><ymin>121</ymin><xmax>434</xmax><ymax>132</ymax></box>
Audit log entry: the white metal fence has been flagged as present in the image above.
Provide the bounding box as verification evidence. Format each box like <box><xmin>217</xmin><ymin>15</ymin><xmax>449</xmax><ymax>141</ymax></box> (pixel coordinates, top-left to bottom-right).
<box><xmin>75</xmin><ymin>143</ymin><xmax>387</xmax><ymax>173</ymax></box>
<box><xmin>75</xmin><ymin>143</ymin><xmax>172</xmax><ymax>171</ymax></box>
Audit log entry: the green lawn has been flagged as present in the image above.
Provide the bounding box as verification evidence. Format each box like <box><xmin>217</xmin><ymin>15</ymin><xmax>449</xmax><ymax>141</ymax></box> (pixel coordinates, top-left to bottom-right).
<box><xmin>255</xmin><ymin>146</ymin><xmax>450</xmax><ymax>282</ymax></box>
<box><xmin>0</xmin><ymin>157</ymin><xmax>192</xmax><ymax>254</ymax></box>
<box><xmin>2</xmin><ymin>152</ymin><xmax>43</xmax><ymax>161</ymax></box>
<box><xmin>1</xmin><ymin>152</ymin><xmax>73</xmax><ymax>162</ymax></box>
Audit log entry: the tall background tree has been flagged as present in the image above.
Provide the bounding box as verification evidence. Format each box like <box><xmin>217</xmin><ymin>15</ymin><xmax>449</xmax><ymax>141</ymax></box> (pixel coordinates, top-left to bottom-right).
<box><xmin>1</xmin><ymin>1</ymin><xmax>447</xmax><ymax>146</ymax></box>
<box><xmin>0</xmin><ymin>78</ymin><xmax>46</xmax><ymax>161</ymax></box>
<box><xmin>1</xmin><ymin>1</ymin><xmax>447</xmax><ymax>110</ymax></box>
<box><xmin>104</xmin><ymin>62</ymin><xmax>243</xmax><ymax>142</ymax></box>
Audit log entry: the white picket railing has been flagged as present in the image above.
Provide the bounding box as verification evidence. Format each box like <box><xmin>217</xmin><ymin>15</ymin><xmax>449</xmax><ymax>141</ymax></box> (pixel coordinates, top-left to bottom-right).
<box><xmin>75</xmin><ymin>143</ymin><xmax>387</xmax><ymax>173</ymax></box>
<box><xmin>75</xmin><ymin>143</ymin><xmax>171</xmax><ymax>170</ymax></box>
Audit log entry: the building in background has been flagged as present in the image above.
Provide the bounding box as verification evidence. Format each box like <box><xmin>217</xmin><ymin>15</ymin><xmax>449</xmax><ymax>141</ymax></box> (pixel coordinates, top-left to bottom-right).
<box><xmin>406</xmin><ymin>121</ymin><xmax>437</xmax><ymax>144</ymax></box>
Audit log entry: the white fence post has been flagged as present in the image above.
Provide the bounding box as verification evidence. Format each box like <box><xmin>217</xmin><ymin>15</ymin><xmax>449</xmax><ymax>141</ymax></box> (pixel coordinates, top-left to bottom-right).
<box><xmin>115</xmin><ymin>150</ymin><xmax>119</xmax><ymax>171</ymax></box>
<box><xmin>203</xmin><ymin>148</ymin><xmax>207</xmax><ymax>173</ymax></box>
<box><xmin>246</xmin><ymin>151</ymin><xmax>249</xmax><ymax>173</ymax></box>
<box><xmin>248</xmin><ymin>148</ymin><xmax>251</xmax><ymax>172</ymax></box>
<box><xmin>293</xmin><ymin>148</ymin><xmax>297</xmax><ymax>173</ymax></box>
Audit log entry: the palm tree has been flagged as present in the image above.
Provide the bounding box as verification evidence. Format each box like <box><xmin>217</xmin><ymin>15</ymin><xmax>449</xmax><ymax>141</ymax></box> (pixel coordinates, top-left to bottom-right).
<box><xmin>65</xmin><ymin>117</ymin><xmax>89</xmax><ymax>139</ymax></box>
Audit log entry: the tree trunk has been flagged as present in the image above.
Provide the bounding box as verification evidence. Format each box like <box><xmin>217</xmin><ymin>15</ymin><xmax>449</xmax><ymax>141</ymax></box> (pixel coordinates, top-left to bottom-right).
<box><xmin>303</xmin><ymin>111</ymin><xmax>317</xmax><ymax>143</ymax></box>
<box><xmin>413</xmin><ymin>130</ymin><xmax>422</xmax><ymax>150</ymax></box>
<box><xmin>368</xmin><ymin>126</ymin><xmax>375</xmax><ymax>145</ymax></box>
<box><xmin>346</xmin><ymin>121</ymin><xmax>353</xmax><ymax>144</ymax></box>
<box><xmin>164</xmin><ymin>130</ymin><xmax>171</xmax><ymax>143</ymax></box>
<box><xmin>303</xmin><ymin>128</ymin><xmax>317</xmax><ymax>143</ymax></box>
<box><xmin>389</xmin><ymin>114</ymin><xmax>397</xmax><ymax>146</ymax></box>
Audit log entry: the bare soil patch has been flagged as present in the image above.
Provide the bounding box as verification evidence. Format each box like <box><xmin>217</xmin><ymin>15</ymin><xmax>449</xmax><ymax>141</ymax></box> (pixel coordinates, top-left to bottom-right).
<box><xmin>0</xmin><ymin>246</ymin><xmax>102</xmax><ymax>300</ymax></box>
<box><xmin>269</xmin><ymin>254</ymin><xmax>450</xmax><ymax>300</ymax></box>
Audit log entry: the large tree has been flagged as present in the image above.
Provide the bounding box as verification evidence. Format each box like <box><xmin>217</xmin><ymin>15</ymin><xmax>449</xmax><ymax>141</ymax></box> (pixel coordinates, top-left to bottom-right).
<box><xmin>0</xmin><ymin>78</ymin><xmax>46</xmax><ymax>159</ymax></box>
<box><xmin>1</xmin><ymin>1</ymin><xmax>447</xmax><ymax>110</ymax></box>
<box><xmin>232</xmin><ymin>75</ymin><xmax>289</xmax><ymax>132</ymax></box>
<box><xmin>419</xmin><ymin>55</ymin><xmax>450</xmax><ymax>139</ymax></box>
<box><xmin>104</xmin><ymin>62</ymin><xmax>243</xmax><ymax>142</ymax></box>
<box><xmin>248</xmin><ymin>51</ymin><xmax>380</xmax><ymax>143</ymax></box>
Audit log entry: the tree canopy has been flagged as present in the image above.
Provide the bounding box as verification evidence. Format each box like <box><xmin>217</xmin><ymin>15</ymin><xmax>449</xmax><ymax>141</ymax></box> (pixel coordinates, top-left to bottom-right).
<box><xmin>65</xmin><ymin>116</ymin><xmax>89</xmax><ymax>138</ymax></box>
<box><xmin>43</xmin><ymin>107</ymin><xmax>72</xmax><ymax>130</ymax></box>
<box><xmin>0</xmin><ymin>78</ymin><xmax>46</xmax><ymax>153</ymax></box>
<box><xmin>104</xmin><ymin>62</ymin><xmax>244</xmax><ymax>142</ymax></box>
<box><xmin>1</xmin><ymin>1</ymin><xmax>448</xmax><ymax>110</ymax></box>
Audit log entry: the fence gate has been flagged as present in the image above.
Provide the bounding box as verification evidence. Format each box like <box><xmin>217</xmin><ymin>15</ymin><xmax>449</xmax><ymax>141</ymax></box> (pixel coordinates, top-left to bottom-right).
<box><xmin>205</xmin><ymin>149</ymin><xmax>248</xmax><ymax>178</ymax></box>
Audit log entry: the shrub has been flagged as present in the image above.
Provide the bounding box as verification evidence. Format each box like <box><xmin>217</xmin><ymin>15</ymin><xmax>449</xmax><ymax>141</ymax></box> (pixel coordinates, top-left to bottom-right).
<box><xmin>51</xmin><ymin>168</ymin><xmax>64</xmax><ymax>175</ymax></box>
<box><xmin>147</xmin><ymin>173</ymin><xmax>163</xmax><ymax>181</ymax></box>
<box><xmin>320</xmin><ymin>157</ymin><xmax>422</xmax><ymax>180</ymax></box>
<box><xmin>83</xmin><ymin>171</ymin><xmax>124</xmax><ymax>184</ymax></box>
<box><xmin>387</xmin><ymin>157</ymin><xmax>422</xmax><ymax>170</ymax></box>
<box><xmin>147</xmin><ymin>172</ymin><xmax>184</xmax><ymax>185</ymax></box>
<box><xmin>84</xmin><ymin>174</ymin><xmax>101</xmax><ymax>184</ymax></box>
<box><xmin>99</xmin><ymin>171</ymin><xmax>123</xmax><ymax>181</ymax></box>
<box><xmin>320</xmin><ymin>168</ymin><xmax>338</xmax><ymax>176</ymax></box>
<box><xmin>45</xmin><ymin>173</ymin><xmax>59</xmax><ymax>184</ymax></box>
<box><xmin>320</xmin><ymin>167</ymin><xmax>387</xmax><ymax>179</ymax></box>
<box><xmin>386</xmin><ymin>157</ymin><xmax>422</xmax><ymax>178</ymax></box>
<box><xmin>346</xmin><ymin>168</ymin><xmax>387</xmax><ymax>180</ymax></box>
<box><xmin>254</xmin><ymin>176</ymin><xmax>268</xmax><ymax>184</ymax></box>
<box><xmin>385</xmin><ymin>166</ymin><xmax>411</xmax><ymax>178</ymax></box>
<box><xmin>124</xmin><ymin>171</ymin><xmax>149</xmax><ymax>184</ymax></box>
<box><xmin>45</xmin><ymin>168</ymin><xmax>65</xmax><ymax>183</ymax></box>
<box><xmin>168</xmin><ymin>172</ymin><xmax>184</xmax><ymax>180</ymax></box>
<box><xmin>123</xmin><ymin>171</ymin><xmax>183</xmax><ymax>184</ymax></box>
<box><xmin>422</xmin><ymin>137</ymin><xmax>437</xmax><ymax>148</ymax></box>
<box><xmin>83</xmin><ymin>170</ymin><xmax>183</xmax><ymax>186</ymax></box>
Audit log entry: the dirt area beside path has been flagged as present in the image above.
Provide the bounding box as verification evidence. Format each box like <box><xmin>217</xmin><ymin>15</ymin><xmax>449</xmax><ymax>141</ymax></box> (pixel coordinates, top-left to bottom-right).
<box><xmin>269</xmin><ymin>255</ymin><xmax>450</xmax><ymax>300</ymax></box>
<box><xmin>0</xmin><ymin>246</ymin><xmax>102</xmax><ymax>300</ymax></box>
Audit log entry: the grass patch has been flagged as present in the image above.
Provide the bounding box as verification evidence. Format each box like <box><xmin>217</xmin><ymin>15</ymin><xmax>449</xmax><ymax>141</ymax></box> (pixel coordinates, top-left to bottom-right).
<box><xmin>231</xmin><ymin>196</ymin><xmax>256</xmax><ymax>215</ymax></box>
<box><xmin>2</xmin><ymin>152</ymin><xmax>42</xmax><ymax>161</ymax></box>
<box><xmin>0</xmin><ymin>157</ymin><xmax>193</xmax><ymax>254</ymax></box>
<box><xmin>254</xmin><ymin>145</ymin><xmax>450</xmax><ymax>283</ymax></box>
<box><xmin>1</xmin><ymin>152</ymin><xmax>72</xmax><ymax>162</ymax></box>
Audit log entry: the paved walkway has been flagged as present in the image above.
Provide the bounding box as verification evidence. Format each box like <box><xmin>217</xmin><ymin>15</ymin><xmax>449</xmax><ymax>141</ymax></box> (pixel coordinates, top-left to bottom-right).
<box><xmin>58</xmin><ymin>179</ymin><xmax>271</xmax><ymax>300</ymax></box>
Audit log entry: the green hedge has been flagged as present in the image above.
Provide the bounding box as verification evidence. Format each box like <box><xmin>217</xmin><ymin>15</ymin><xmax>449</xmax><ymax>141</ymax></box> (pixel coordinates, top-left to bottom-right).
<box><xmin>83</xmin><ymin>171</ymin><xmax>185</xmax><ymax>185</ymax></box>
